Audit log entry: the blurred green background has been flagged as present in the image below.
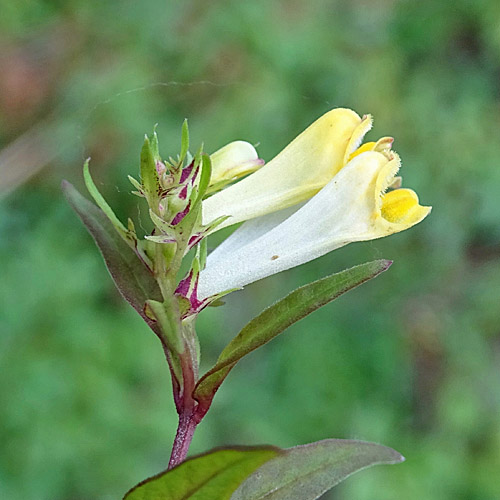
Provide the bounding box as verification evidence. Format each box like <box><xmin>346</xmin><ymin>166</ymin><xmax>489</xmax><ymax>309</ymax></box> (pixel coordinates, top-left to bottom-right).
<box><xmin>1</xmin><ymin>1</ymin><xmax>500</xmax><ymax>499</ymax></box>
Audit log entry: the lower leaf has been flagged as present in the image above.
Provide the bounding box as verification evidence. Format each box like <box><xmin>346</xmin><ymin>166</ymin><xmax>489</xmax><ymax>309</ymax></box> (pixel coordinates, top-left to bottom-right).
<box><xmin>231</xmin><ymin>439</ymin><xmax>404</xmax><ymax>500</ymax></box>
<box><xmin>194</xmin><ymin>260</ymin><xmax>392</xmax><ymax>404</ymax></box>
<box><xmin>123</xmin><ymin>446</ymin><xmax>280</xmax><ymax>500</ymax></box>
<box><xmin>62</xmin><ymin>180</ymin><xmax>162</xmax><ymax>323</ymax></box>
<box><xmin>123</xmin><ymin>439</ymin><xmax>402</xmax><ymax>500</ymax></box>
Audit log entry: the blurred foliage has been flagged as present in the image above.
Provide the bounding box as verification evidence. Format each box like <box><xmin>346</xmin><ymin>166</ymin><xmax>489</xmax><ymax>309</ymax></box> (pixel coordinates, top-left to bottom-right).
<box><xmin>1</xmin><ymin>0</ymin><xmax>500</xmax><ymax>499</ymax></box>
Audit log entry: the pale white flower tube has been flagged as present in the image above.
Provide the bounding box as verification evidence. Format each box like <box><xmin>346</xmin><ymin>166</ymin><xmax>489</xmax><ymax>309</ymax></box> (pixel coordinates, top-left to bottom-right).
<box><xmin>198</xmin><ymin>150</ymin><xmax>430</xmax><ymax>299</ymax></box>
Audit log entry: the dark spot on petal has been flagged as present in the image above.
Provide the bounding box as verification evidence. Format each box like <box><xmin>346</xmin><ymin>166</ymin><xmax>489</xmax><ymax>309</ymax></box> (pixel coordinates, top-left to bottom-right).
<box><xmin>271</xmin><ymin>255</ymin><xmax>279</xmax><ymax>260</ymax></box>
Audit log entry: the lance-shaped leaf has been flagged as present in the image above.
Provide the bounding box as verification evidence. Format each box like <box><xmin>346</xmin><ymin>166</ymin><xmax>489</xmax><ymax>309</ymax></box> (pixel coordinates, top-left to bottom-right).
<box><xmin>140</xmin><ymin>134</ymin><xmax>161</xmax><ymax>208</ymax></box>
<box><xmin>62</xmin><ymin>180</ymin><xmax>163</xmax><ymax>327</ymax></box>
<box><xmin>179</xmin><ymin>119</ymin><xmax>189</xmax><ymax>165</ymax></box>
<box><xmin>231</xmin><ymin>439</ymin><xmax>404</xmax><ymax>500</ymax></box>
<box><xmin>197</xmin><ymin>153</ymin><xmax>212</xmax><ymax>203</ymax></box>
<box><xmin>123</xmin><ymin>446</ymin><xmax>280</xmax><ymax>500</ymax></box>
<box><xmin>194</xmin><ymin>260</ymin><xmax>391</xmax><ymax>403</ymax></box>
<box><xmin>83</xmin><ymin>159</ymin><xmax>130</xmax><ymax>241</ymax></box>
<box><xmin>128</xmin><ymin>174</ymin><xmax>144</xmax><ymax>195</ymax></box>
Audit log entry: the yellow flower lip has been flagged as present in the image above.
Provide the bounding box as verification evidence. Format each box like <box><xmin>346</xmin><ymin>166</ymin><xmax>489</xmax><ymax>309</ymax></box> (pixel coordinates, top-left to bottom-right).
<box><xmin>375</xmin><ymin>152</ymin><xmax>431</xmax><ymax>228</ymax></box>
<box><xmin>381</xmin><ymin>188</ymin><xmax>431</xmax><ymax>225</ymax></box>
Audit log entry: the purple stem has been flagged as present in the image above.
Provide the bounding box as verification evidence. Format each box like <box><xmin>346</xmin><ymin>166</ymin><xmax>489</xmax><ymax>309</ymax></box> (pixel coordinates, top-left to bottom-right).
<box><xmin>167</xmin><ymin>347</ymin><xmax>202</xmax><ymax>470</ymax></box>
<box><xmin>167</xmin><ymin>411</ymin><xmax>198</xmax><ymax>470</ymax></box>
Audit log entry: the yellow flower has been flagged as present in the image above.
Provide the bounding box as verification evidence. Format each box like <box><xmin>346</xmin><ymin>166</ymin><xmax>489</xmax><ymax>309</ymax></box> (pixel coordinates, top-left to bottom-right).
<box><xmin>203</xmin><ymin>108</ymin><xmax>371</xmax><ymax>230</ymax></box>
<box><xmin>198</xmin><ymin>108</ymin><xmax>431</xmax><ymax>298</ymax></box>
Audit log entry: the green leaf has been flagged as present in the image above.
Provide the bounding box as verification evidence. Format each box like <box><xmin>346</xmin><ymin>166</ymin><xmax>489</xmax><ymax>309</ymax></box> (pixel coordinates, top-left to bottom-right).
<box><xmin>148</xmin><ymin>209</ymin><xmax>175</xmax><ymax>235</ymax></box>
<box><xmin>62</xmin><ymin>180</ymin><xmax>162</xmax><ymax>328</ymax></box>
<box><xmin>194</xmin><ymin>260</ymin><xmax>392</xmax><ymax>402</ymax></box>
<box><xmin>128</xmin><ymin>174</ymin><xmax>144</xmax><ymax>194</ymax></box>
<box><xmin>123</xmin><ymin>440</ymin><xmax>401</xmax><ymax>500</ymax></box>
<box><xmin>83</xmin><ymin>159</ymin><xmax>129</xmax><ymax>240</ymax></box>
<box><xmin>140</xmin><ymin>135</ymin><xmax>160</xmax><ymax>207</ymax></box>
<box><xmin>144</xmin><ymin>234</ymin><xmax>176</xmax><ymax>244</ymax></box>
<box><xmin>231</xmin><ymin>439</ymin><xmax>404</xmax><ymax>500</ymax></box>
<box><xmin>196</xmin><ymin>153</ymin><xmax>212</xmax><ymax>203</ymax></box>
<box><xmin>199</xmin><ymin>237</ymin><xmax>208</xmax><ymax>269</ymax></box>
<box><xmin>123</xmin><ymin>447</ymin><xmax>280</xmax><ymax>500</ymax></box>
<box><xmin>179</xmin><ymin>119</ymin><xmax>189</xmax><ymax>165</ymax></box>
<box><xmin>150</xmin><ymin>129</ymin><xmax>160</xmax><ymax>161</ymax></box>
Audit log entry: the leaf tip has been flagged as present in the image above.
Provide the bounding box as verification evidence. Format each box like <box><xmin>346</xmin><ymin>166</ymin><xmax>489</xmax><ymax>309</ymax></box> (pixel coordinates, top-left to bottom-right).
<box><xmin>381</xmin><ymin>445</ymin><xmax>405</xmax><ymax>464</ymax></box>
<box><xmin>61</xmin><ymin>179</ymin><xmax>75</xmax><ymax>200</ymax></box>
<box><xmin>381</xmin><ymin>259</ymin><xmax>393</xmax><ymax>271</ymax></box>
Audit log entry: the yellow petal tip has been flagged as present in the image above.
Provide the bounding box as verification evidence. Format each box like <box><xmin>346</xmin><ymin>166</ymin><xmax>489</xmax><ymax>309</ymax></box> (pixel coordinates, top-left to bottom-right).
<box><xmin>381</xmin><ymin>188</ymin><xmax>431</xmax><ymax>226</ymax></box>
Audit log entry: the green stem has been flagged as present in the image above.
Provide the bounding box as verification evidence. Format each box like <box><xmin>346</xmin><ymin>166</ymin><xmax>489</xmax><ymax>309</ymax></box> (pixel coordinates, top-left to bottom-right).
<box><xmin>152</xmin><ymin>227</ymin><xmax>204</xmax><ymax>469</ymax></box>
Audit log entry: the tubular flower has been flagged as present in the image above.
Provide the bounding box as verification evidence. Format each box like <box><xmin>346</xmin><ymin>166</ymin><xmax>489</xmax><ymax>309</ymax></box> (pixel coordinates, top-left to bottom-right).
<box><xmin>198</xmin><ymin>109</ymin><xmax>431</xmax><ymax>299</ymax></box>
<box><xmin>202</xmin><ymin>108</ymin><xmax>371</xmax><ymax>230</ymax></box>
